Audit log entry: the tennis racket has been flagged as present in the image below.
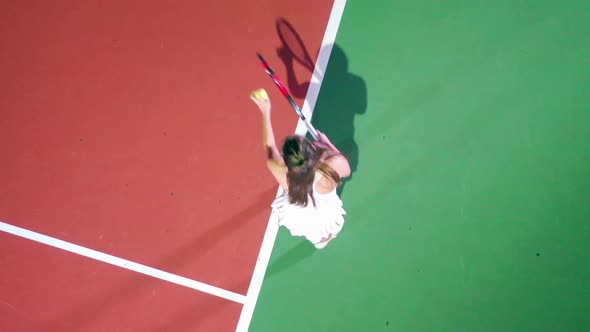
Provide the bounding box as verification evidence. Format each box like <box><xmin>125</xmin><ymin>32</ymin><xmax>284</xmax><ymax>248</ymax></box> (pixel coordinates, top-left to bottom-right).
<box><xmin>256</xmin><ymin>52</ymin><xmax>319</xmax><ymax>140</ymax></box>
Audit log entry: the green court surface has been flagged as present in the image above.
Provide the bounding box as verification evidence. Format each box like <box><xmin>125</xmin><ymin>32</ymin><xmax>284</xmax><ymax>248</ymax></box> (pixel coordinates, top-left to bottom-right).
<box><xmin>250</xmin><ymin>1</ymin><xmax>590</xmax><ymax>331</ymax></box>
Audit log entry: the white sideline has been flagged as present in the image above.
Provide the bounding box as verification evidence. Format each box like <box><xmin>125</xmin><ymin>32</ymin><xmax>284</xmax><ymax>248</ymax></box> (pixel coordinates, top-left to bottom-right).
<box><xmin>234</xmin><ymin>1</ymin><xmax>347</xmax><ymax>331</ymax></box>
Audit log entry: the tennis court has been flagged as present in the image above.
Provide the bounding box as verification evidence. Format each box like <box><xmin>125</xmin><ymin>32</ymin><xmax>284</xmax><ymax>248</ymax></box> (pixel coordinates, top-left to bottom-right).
<box><xmin>2</xmin><ymin>1</ymin><xmax>590</xmax><ymax>331</ymax></box>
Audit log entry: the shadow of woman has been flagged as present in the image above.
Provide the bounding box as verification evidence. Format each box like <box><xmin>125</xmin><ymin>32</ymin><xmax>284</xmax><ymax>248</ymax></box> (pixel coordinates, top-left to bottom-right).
<box><xmin>278</xmin><ymin>42</ymin><xmax>367</xmax><ymax>196</ymax></box>
<box><xmin>264</xmin><ymin>239</ymin><xmax>316</xmax><ymax>280</ymax></box>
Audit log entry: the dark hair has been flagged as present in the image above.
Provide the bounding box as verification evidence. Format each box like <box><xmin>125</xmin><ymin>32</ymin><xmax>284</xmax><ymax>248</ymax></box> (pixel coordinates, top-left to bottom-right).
<box><xmin>282</xmin><ymin>135</ymin><xmax>342</xmax><ymax>207</ymax></box>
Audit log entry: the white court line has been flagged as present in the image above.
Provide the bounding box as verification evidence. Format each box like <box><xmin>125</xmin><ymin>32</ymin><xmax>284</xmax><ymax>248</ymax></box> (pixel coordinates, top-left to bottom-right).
<box><xmin>235</xmin><ymin>1</ymin><xmax>347</xmax><ymax>331</ymax></box>
<box><xmin>0</xmin><ymin>220</ymin><xmax>247</xmax><ymax>304</ymax></box>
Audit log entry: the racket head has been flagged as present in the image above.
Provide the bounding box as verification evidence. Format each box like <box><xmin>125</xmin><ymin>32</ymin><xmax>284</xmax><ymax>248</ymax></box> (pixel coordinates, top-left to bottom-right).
<box><xmin>276</xmin><ymin>18</ymin><xmax>315</xmax><ymax>72</ymax></box>
<box><xmin>257</xmin><ymin>54</ymin><xmax>291</xmax><ymax>101</ymax></box>
<box><xmin>256</xmin><ymin>52</ymin><xmax>310</xmax><ymax>120</ymax></box>
<box><xmin>256</xmin><ymin>53</ymin><xmax>275</xmax><ymax>75</ymax></box>
<box><xmin>256</xmin><ymin>52</ymin><xmax>319</xmax><ymax>141</ymax></box>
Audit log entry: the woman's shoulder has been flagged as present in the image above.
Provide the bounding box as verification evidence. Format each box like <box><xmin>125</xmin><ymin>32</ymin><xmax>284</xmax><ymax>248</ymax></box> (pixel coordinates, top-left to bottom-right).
<box><xmin>314</xmin><ymin>156</ymin><xmax>347</xmax><ymax>194</ymax></box>
<box><xmin>322</xmin><ymin>153</ymin><xmax>351</xmax><ymax>179</ymax></box>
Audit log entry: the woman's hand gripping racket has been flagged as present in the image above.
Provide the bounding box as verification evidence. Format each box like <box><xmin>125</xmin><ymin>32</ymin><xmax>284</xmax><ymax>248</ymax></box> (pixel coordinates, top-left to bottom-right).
<box><xmin>256</xmin><ymin>53</ymin><xmax>319</xmax><ymax>140</ymax></box>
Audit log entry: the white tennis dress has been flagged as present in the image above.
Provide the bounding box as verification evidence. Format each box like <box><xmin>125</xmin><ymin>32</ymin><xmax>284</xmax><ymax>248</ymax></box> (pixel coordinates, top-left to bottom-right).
<box><xmin>271</xmin><ymin>172</ymin><xmax>346</xmax><ymax>249</ymax></box>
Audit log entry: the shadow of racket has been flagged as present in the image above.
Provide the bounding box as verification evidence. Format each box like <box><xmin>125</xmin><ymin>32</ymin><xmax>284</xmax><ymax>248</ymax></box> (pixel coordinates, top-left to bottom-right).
<box><xmin>276</xmin><ymin>18</ymin><xmax>315</xmax><ymax>71</ymax></box>
<box><xmin>276</xmin><ymin>18</ymin><xmax>324</xmax><ymax>82</ymax></box>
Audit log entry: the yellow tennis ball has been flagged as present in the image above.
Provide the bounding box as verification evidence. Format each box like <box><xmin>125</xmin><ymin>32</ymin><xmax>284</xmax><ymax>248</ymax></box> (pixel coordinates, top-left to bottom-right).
<box><xmin>254</xmin><ymin>88</ymin><xmax>268</xmax><ymax>100</ymax></box>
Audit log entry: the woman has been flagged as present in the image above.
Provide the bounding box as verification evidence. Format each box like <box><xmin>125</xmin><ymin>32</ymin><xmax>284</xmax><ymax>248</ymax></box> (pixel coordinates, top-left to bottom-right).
<box><xmin>250</xmin><ymin>88</ymin><xmax>351</xmax><ymax>249</ymax></box>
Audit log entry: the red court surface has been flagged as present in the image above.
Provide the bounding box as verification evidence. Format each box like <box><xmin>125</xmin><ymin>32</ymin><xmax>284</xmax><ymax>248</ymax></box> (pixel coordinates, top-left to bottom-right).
<box><xmin>1</xmin><ymin>233</ymin><xmax>243</xmax><ymax>331</ymax></box>
<box><xmin>0</xmin><ymin>1</ymin><xmax>334</xmax><ymax>330</ymax></box>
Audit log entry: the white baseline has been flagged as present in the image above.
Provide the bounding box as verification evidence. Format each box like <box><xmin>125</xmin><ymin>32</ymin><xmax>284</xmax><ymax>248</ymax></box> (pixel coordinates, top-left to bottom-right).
<box><xmin>0</xmin><ymin>221</ymin><xmax>246</xmax><ymax>304</ymax></box>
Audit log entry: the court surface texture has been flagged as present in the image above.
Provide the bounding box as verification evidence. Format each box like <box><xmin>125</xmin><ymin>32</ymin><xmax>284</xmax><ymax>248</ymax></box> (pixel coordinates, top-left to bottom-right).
<box><xmin>1</xmin><ymin>1</ymin><xmax>589</xmax><ymax>331</ymax></box>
